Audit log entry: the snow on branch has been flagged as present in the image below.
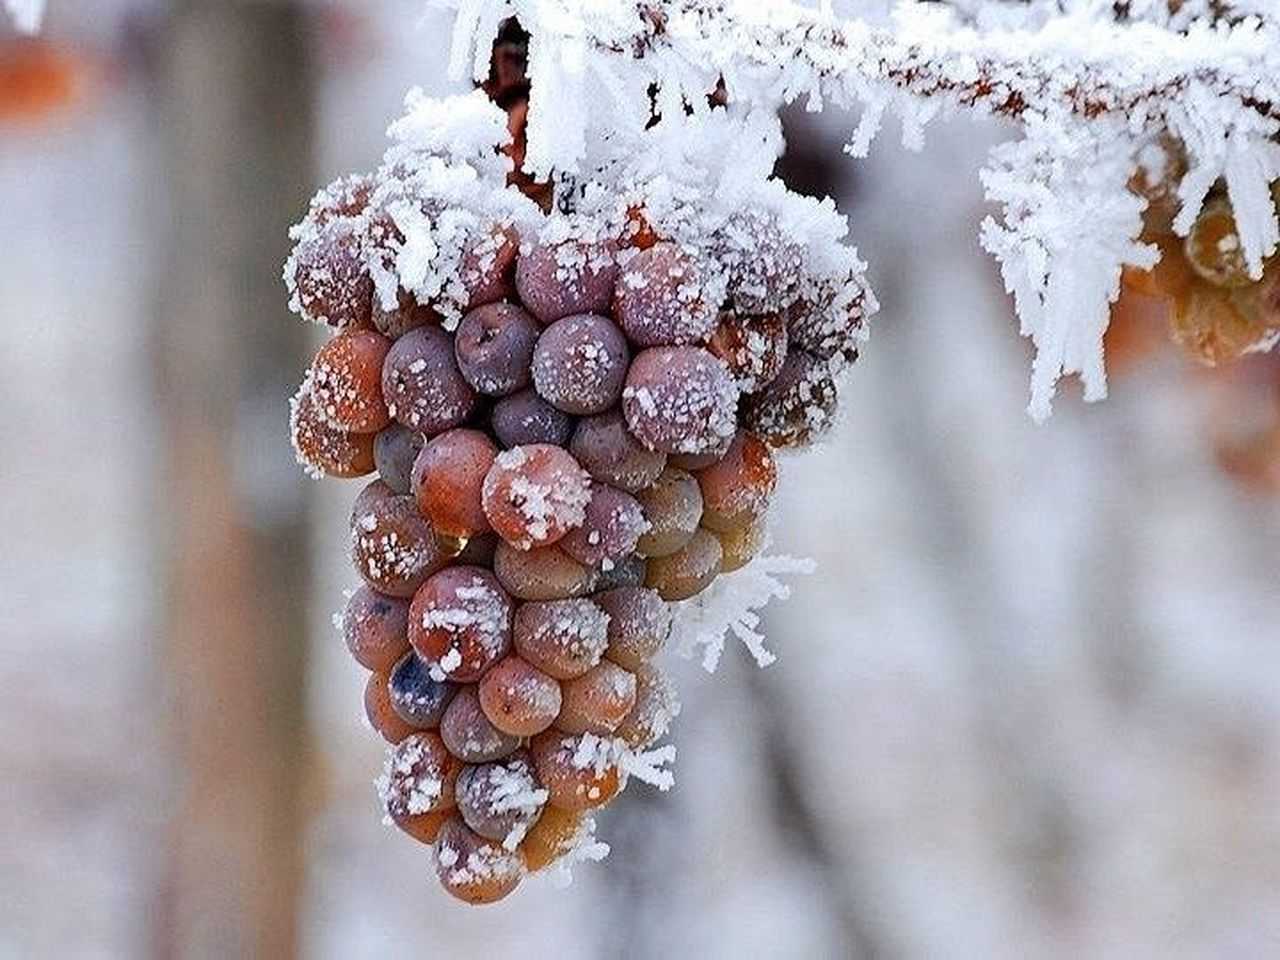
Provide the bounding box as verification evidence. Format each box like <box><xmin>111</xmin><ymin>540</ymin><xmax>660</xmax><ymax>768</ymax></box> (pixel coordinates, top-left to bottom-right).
<box><xmin>3</xmin><ymin>0</ymin><xmax>45</xmax><ymax>33</ymax></box>
<box><xmin>439</xmin><ymin>0</ymin><xmax>1280</xmax><ymax>419</ymax></box>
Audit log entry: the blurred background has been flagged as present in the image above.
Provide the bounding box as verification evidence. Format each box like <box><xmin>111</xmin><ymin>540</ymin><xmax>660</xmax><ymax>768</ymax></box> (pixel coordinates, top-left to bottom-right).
<box><xmin>4</xmin><ymin>2</ymin><xmax>1280</xmax><ymax>958</ymax></box>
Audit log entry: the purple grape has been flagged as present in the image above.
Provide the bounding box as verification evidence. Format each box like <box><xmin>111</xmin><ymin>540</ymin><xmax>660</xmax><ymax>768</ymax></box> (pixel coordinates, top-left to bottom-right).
<box><xmin>594</xmin><ymin>553</ymin><xmax>648</xmax><ymax>590</ymax></box>
<box><xmin>440</xmin><ymin>687</ymin><xmax>522</xmax><ymax>763</ymax></box>
<box><xmin>613</xmin><ymin>242</ymin><xmax>717</xmax><ymax>346</ymax></box>
<box><xmin>454</xmin><ymin>302</ymin><xmax>540</xmax><ymax>396</ymax></box>
<box><xmin>531</xmin><ymin>314</ymin><xmax>630</xmax><ymax>415</ymax></box>
<box><xmin>373</xmin><ymin>424</ymin><xmax>424</xmax><ymax>494</ymax></box>
<box><xmin>288</xmin><ymin>222</ymin><xmax>373</xmax><ymax>329</ymax></box>
<box><xmin>622</xmin><ymin>346</ymin><xmax>740</xmax><ymax>455</ymax></box>
<box><xmin>490</xmin><ymin>388</ymin><xmax>576</xmax><ymax>449</ymax></box>
<box><xmin>381</xmin><ymin>325</ymin><xmax>478</xmax><ymax>435</ymax></box>
<box><xmin>559</xmin><ymin>484</ymin><xmax>648</xmax><ymax>567</ymax></box>
<box><xmin>455</xmin><ymin>752</ymin><xmax>546</xmax><ymax>845</ymax></box>
<box><xmin>569</xmin><ymin>410</ymin><xmax>666</xmax><ymax>494</ymax></box>
<box><xmin>388</xmin><ymin>651</ymin><xmax>457</xmax><ymax>728</ymax></box>
<box><xmin>515</xmin><ymin>238</ymin><xmax>619</xmax><ymax>325</ymax></box>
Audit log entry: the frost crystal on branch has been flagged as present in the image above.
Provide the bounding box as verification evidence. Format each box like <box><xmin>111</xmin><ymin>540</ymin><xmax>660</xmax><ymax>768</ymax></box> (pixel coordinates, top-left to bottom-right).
<box><xmin>439</xmin><ymin>0</ymin><xmax>1280</xmax><ymax>417</ymax></box>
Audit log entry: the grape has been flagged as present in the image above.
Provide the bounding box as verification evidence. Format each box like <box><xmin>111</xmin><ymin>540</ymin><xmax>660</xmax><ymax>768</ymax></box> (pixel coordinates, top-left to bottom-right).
<box><xmin>481</xmin><ymin>444</ymin><xmax>592</xmax><ymax>550</ymax></box>
<box><xmin>708</xmin><ymin>310</ymin><xmax>788</xmax><ymax>391</ymax></box>
<box><xmin>440</xmin><ymin>687</ymin><xmax>522</xmax><ymax>763</ymax></box>
<box><xmin>365</xmin><ymin>670</ymin><xmax>417</xmax><ymax>744</ymax></box>
<box><xmin>390</xmin><ymin>809</ymin><xmax>451</xmax><ymax>846</ymax></box>
<box><xmin>491</xmin><ymin>388</ymin><xmax>575</xmax><ymax>449</ymax></box>
<box><xmin>382</xmin><ymin>325</ymin><xmax>478</xmax><ymax>435</ymax></box>
<box><xmin>409</xmin><ymin>566</ymin><xmax>513</xmax><ymax>682</ymax></box>
<box><xmin>434</xmin><ymin>816</ymin><xmax>524</xmax><ymax>905</ymax></box>
<box><xmin>350</xmin><ymin>494</ymin><xmax>448</xmax><ymax>598</ymax></box>
<box><xmin>616</xmin><ymin>662</ymin><xmax>680</xmax><ymax>749</ymax></box>
<box><xmin>594</xmin><ymin>553</ymin><xmax>648</xmax><ymax>591</ymax></box>
<box><xmin>634</xmin><ymin>467</ymin><xmax>702</xmax><ymax>558</ymax></box>
<box><xmin>529</xmin><ymin>731</ymin><xmax>621</xmax><ymax>812</ymax></box>
<box><xmin>559</xmin><ymin>484</ymin><xmax>648</xmax><ymax>567</ymax></box>
<box><xmin>787</xmin><ymin>293</ymin><xmax>863</xmax><ymax>363</ymax></box>
<box><xmin>460</xmin><ymin>224</ymin><xmax>520</xmax><ymax>309</ymax></box>
<box><xmin>1170</xmin><ymin>284</ymin><xmax>1272</xmax><ymax>366</ymax></box>
<box><xmin>595</xmin><ymin>586</ymin><xmax>671</xmax><ymax>671</ymax></box>
<box><xmin>512</xmin><ymin>599</ymin><xmax>610</xmax><ymax>680</ymax></box>
<box><xmin>341</xmin><ymin>584</ymin><xmax>410</xmax><ymax>672</ymax></box>
<box><xmin>308</xmin><ymin>173</ymin><xmax>372</xmax><ymax>226</ymax></box>
<box><xmin>350</xmin><ymin>478</ymin><xmax>394</xmax><ymax>526</ymax></box>
<box><xmin>569</xmin><ymin>410</ymin><xmax>667</xmax><ymax>494</ymax></box>
<box><xmin>309</xmin><ymin>330</ymin><xmax>392</xmax><ymax>433</ymax></box>
<box><xmin>478</xmin><ymin>655</ymin><xmax>563</xmax><ymax>737</ymax></box>
<box><xmin>288</xmin><ymin>222</ymin><xmax>373</xmax><ymax>329</ymax></box>
<box><xmin>373</xmin><ymin>288</ymin><xmax>438</xmax><ymax>339</ymax></box>
<box><xmin>290</xmin><ymin>381</ymin><xmax>376</xmax><ymax>479</ymax></box>
<box><xmin>531</xmin><ymin>314</ymin><xmax>630</xmax><ymax>415</ymax></box>
<box><xmin>622</xmin><ymin>205</ymin><xmax>660</xmax><ymax>252</ymax></box>
<box><xmin>741</xmin><ymin>350</ymin><xmax>839</xmax><ymax>448</ymax></box>
<box><xmin>622</xmin><ymin>347</ymin><xmax>739</xmax><ymax>456</ymax></box>
<box><xmin>714</xmin><ymin>514</ymin><xmax>768</xmax><ymax>573</ymax></box>
<box><xmin>455</xmin><ymin>752</ymin><xmax>547</xmax><ymax>845</ymax></box>
<box><xmin>1185</xmin><ymin>196</ymin><xmax>1253</xmax><ymax>288</ymax></box>
<box><xmin>645</xmin><ymin>528</ymin><xmax>723</xmax><ymax>600</ymax></box>
<box><xmin>668</xmin><ymin>430</ymin><xmax>733</xmax><ymax>471</ymax></box>
<box><xmin>555</xmin><ymin>661</ymin><xmax>637</xmax><ymax>735</ymax></box>
<box><xmin>519</xmin><ymin>805</ymin><xmax>584</xmax><ymax>872</ymax></box>
<box><xmin>379</xmin><ymin>732</ymin><xmax>461</xmax><ymax>820</ymax></box>
<box><xmin>388</xmin><ymin>651</ymin><xmax>457</xmax><ymax>728</ymax></box>
<box><xmin>515</xmin><ymin>237</ymin><xmax>619</xmax><ymax>325</ymax></box>
<box><xmin>411</xmin><ymin>429</ymin><xmax>498</xmax><ymax>541</ymax></box>
<box><xmin>613</xmin><ymin>242</ymin><xmax>717</xmax><ymax>346</ymax></box>
<box><xmin>493</xmin><ymin>542</ymin><xmax>598</xmax><ymax>601</ymax></box>
<box><xmin>372</xmin><ymin>424</ymin><xmax>423</xmax><ymax>495</ymax></box>
<box><xmin>454</xmin><ymin>302</ymin><xmax>540</xmax><ymax>396</ymax></box>
<box><xmin>695</xmin><ymin>431</ymin><xmax>777</xmax><ymax>533</ymax></box>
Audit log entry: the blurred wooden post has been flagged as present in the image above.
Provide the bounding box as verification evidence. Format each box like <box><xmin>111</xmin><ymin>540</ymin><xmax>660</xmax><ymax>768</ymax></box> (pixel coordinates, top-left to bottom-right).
<box><xmin>150</xmin><ymin>3</ymin><xmax>315</xmax><ymax>957</ymax></box>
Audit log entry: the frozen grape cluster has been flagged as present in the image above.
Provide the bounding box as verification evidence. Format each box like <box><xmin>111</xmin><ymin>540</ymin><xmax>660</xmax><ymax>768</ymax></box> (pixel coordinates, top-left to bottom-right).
<box><xmin>284</xmin><ymin>91</ymin><xmax>871</xmax><ymax>904</ymax></box>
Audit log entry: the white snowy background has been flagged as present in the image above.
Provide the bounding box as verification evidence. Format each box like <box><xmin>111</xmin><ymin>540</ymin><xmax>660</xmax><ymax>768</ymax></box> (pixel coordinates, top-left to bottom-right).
<box><xmin>4</xmin><ymin>3</ymin><xmax>1280</xmax><ymax>958</ymax></box>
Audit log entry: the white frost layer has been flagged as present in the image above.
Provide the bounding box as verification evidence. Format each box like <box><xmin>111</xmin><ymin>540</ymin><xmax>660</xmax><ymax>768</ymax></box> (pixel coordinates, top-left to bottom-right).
<box><xmin>4</xmin><ymin>0</ymin><xmax>44</xmax><ymax>32</ymax></box>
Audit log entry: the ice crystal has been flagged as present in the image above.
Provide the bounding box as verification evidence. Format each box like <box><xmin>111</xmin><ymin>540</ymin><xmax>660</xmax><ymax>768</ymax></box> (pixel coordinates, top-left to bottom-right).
<box><xmin>3</xmin><ymin>0</ymin><xmax>44</xmax><ymax>32</ymax></box>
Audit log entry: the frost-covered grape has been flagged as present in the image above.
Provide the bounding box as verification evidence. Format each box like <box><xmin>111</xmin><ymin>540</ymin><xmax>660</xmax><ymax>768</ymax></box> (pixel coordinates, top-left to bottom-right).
<box><xmin>491</xmin><ymin>388</ymin><xmax>576</xmax><ymax>449</ymax></box>
<box><xmin>512</xmin><ymin>599</ymin><xmax>610</xmax><ymax>680</ymax></box>
<box><xmin>635</xmin><ymin>467</ymin><xmax>702</xmax><ymax>558</ymax></box>
<box><xmin>455</xmin><ymin>752</ymin><xmax>547</xmax><ymax>845</ymax></box>
<box><xmin>290</xmin><ymin>382</ymin><xmax>376</xmax><ymax>479</ymax></box>
<box><xmin>595</xmin><ymin>586</ymin><xmax>671</xmax><ymax>671</ymax></box>
<box><xmin>519</xmin><ymin>805</ymin><xmax>584</xmax><ymax>872</ymax></box>
<box><xmin>529</xmin><ymin>731</ymin><xmax>621</xmax><ymax>812</ymax></box>
<box><xmin>708</xmin><ymin>310</ymin><xmax>788</xmax><ymax>391</ymax></box>
<box><xmin>382</xmin><ymin>325</ymin><xmax>478</xmax><ymax>435</ymax></box>
<box><xmin>478</xmin><ymin>655</ymin><xmax>563</xmax><ymax>737</ymax></box>
<box><xmin>515</xmin><ymin>238</ymin><xmax>619</xmax><ymax>325</ymax></box>
<box><xmin>434</xmin><ymin>816</ymin><xmax>524</xmax><ymax>905</ymax></box>
<box><xmin>595</xmin><ymin>554</ymin><xmax>648</xmax><ymax>591</ymax></box>
<box><xmin>440</xmin><ymin>687</ymin><xmax>522</xmax><ymax>763</ymax></box>
<box><xmin>309</xmin><ymin>330</ymin><xmax>392</xmax><ymax>433</ymax></box>
<box><xmin>481</xmin><ymin>444</ymin><xmax>592</xmax><ymax>550</ymax></box>
<box><xmin>741</xmin><ymin>351</ymin><xmax>839</xmax><ymax>448</ymax></box>
<box><xmin>365</xmin><ymin>670</ymin><xmax>417</xmax><ymax>744</ymax></box>
<box><xmin>555</xmin><ymin>661</ymin><xmax>637</xmax><ymax>735</ymax></box>
<box><xmin>391</xmin><ymin>809</ymin><xmax>451</xmax><ymax>846</ymax></box>
<box><xmin>559</xmin><ymin>485</ymin><xmax>648</xmax><ymax>568</ymax></box>
<box><xmin>380</xmin><ymin>731</ymin><xmax>461</xmax><ymax>819</ymax></box>
<box><xmin>613</xmin><ymin>242</ymin><xmax>717</xmax><ymax>346</ymax></box>
<box><xmin>714</xmin><ymin>515</ymin><xmax>768</xmax><ymax>573</ymax></box>
<box><xmin>411</xmin><ymin>429</ymin><xmax>498</xmax><ymax>541</ymax></box>
<box><xmin>373</xmin><ymin>424</ymin><xmax>424</xmax><ymax>494</ymax></box>
<box><xmin>288</xmin><ymin>222</ymin><xmax>373</xmax><ymax>329</ymax></box>
<box><xmin>388</xmin><ymin>651</ymin><xmax>457</xmax><ymax>728</ymax></box>
<box><xmin>1185</xmin><ymin>196</ymin><xmax>1253</xmax><ymax>288</ymax></box>
<box><xmin>645</xmin><ymin>528</ymin><xmax>723</xmax><ymax>601</ymax></box>
<box><xmin>569</xmin><ymin>411</ymin><xmax>667</xmax><ymax>494</ymax></box>
<box><xmin>461</xmin><ymin>224</ymin><xmax>520</xmax><ymax>309</ymax></box>
<box><xmin>350</xmin><ymin>494</ymin><xmax>448</xmax><ymax>598</ymax></box>
<box><xmin>622</xmin><ymin>347</ymin><xmax>739</xmax><ymax>455</ymax></box>
<box><xmin>787</xmin><ymin>293</ymin><xmax>864</xmax><ymax>362</ymax></box>
<box><xmin>531</xmin><ymin>314</ymin><xmax>630</xmax><ymax>415</ymax></box>
<box><xmin>494</xmin><ymin>542</ymin><xmax>599</xmax><ymax>601</ymax></box>
<box><xmin>696</xmin><ymin>431</ymin><xmax>777</xmax><ymax>533</ymax></box>
<box><xmin>409</xmin><ymin>566</ymin><xmax>513</xmax><ymax>682</ymax></box>
<box><xmin>616</xmin><ymin>662</ymin><xmax>680</xmax><ymax>749</ymax></box>
<box><xmin>622</xmin><ymin>205</ymin><xmax>660</xmax><ymax>251</ymax></box>
<box><xmin>668</xmin><ymin>431</ymin><xmax>733</xmax><ymax>471</ymax></box>
<box><xmin>341</xmin><ymin>584</ymin><xmax>410</xmax><ymax>672</ymax></box>
<box><xmin>454</xmin><ymin>302</ymin><xmax>540</xmax><ymax>396</ymax></box>
<box><xmin>308</xmin><ymin>173</ymin><xmax>372</xmax><ymax>226</ymax></box>
<box><xmin>350</xmin><ymin>478</ymin><xmax>394</xmax><ymax>525</ymax></box>
<box><xmin>373</xmin><ymin>289</ymin><xmax>439</xmax><ymax>339</ymax></box>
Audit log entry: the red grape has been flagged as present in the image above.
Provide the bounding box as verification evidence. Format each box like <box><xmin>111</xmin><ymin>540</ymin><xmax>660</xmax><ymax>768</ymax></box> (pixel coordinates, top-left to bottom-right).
<box><xmin>529</xmin><ymin>731</ymin><xmax>621</xmax><ymax>812</ymax></box>
<box><xmin>365</xmin><ymin>670</ymin><xmax>417</xmax><ymax>744</ymax></box>
<box><xmin>309</xmin><ymin>330</ymin><xmax>392</xmax><ymax>433</ymax></box>
<box><xmin>290</xmin><ymin>381</ymin><xmax>375</xmax><ymax>479</ymax></box>
<box><xmin>409</xmin><ymin>566</ymin><xmax>513</xmax><ymax>682</ymax></box>
<box><xmin>288</xmin><ymin>222</ymin><xmax>373</xmax><ymax>329</ymax></box>
<box><xmin>595</xmin><ymin>586</ymin><xmax>671</xmax><ymax>671</ymax></box>
<box><xmin>645</xmin><ymin>528</ymin><xmax>723</xmax><ymax>600</ymax></box>
<box><xmin>493</xmin><ymin>542</ymin><xmax>598</xmax><ymax>601</ymax></box>
<box><xmin>373</xmin><ymin>288</ymin><xmax>438</xmax><ymax>339</ymax></box>
<box><xmin>388</xmin><ymin>651</ymin><xmax>457</xmax><ymax>728</ymax></box>
<box><xmin>634</xmin><ymin>467</ymin><xmax>702</xmax><ymax>558</ymax></box>
<box><xmin>708</xmin><ymin>310</ymin><xmax>788</xmax><ymax>391</ymax></box>
<box><xmin>350</xmin><ymin>494</ymin><xmax>448</xmax><ymax>598</ymax></box>
<box><xmin>742</xmin><ymin>350</ymin><xmax>839</xmax><ymax>448</ymax></box>
<box><xmin>411</xmin><ymin>428</ymin><xmax>498</xmax><ymax>541</ymax></box>
<box><xmin>616</xmin><ymin>662</ymin><xmax>679</xmax><ymax>749</ymax></box>
<box><xmin>481</xmin><ymin>444</ymin><xmax>591</xmax><ymax>550</ymax></box>
<box><xmin>379</xmin><ymin>732</ymin><xmax>461</xmax><ymax>818</ymax></box>
<box><xmin>695</xmin><ymin>431</ymin><xmax>777</xmax><ymax>533</ymax></box>
<box><xmin>558</xmin><ymin>484</ymin><xmax>648</xmax><ymax>567</ymax></box>
<box><xmin>515</xmin><ymin>237</ymin><xmax>619</xmax><ymax>325</ymax></box>
<box><xmin>433</xmin><ymin>816</ymin><xmax>524</xmax><ymax>904</ymax></box>
<box><xmin>460</xmin><ymin>224</ymin><xmax>520</xmax><ymax>309</ymax></box>
<box><xmin>555</xmin><ymin>661</ymin><xmax>637</xmax><ymax>735</ymax></box>
<box><xmin>372</xmin><ymin>424</ymin><xmax>424</xmax><ymax>495</ymax></box>
<box><xmin>519</xmin><ymin>805</ymin><xmax>584</xmax><ymax>872</ymax></box>
<box><xmin>478</xmin><ymin>655</ymin><xmax>562</xmax><ymax>737</ymax></box>
<box><xmin>440</xmin><ymin>687</ymin><xmax>522</xmax><ymax>763</ymax></box>
<box><xmin>455</xmin><ymin>751</ymin><xmax>547</xmax><ymax>845</ymax></box>
<box><xmin>512</xmin><ymin>599</ymin><xmax>610</xmax><ymax>680</ymax></box>
<box><xmin>569</xmin><ymin>410</ymin><xmax>666</xmax><ymax>494</ymax></box>
<box><xmin>491</xmin><ymin>388</ymin><xmax>576</xmax><ymax>449</ymax></box>
<box><xmin>341</xmin><ymin>584</ymin><xmax>410</xmax><ymax>672</ymax></box>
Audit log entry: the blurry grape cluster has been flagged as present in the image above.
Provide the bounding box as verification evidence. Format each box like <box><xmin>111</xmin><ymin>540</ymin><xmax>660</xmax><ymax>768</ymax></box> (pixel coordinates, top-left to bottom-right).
<box><xmin>284</xmin><ymin>155</ymin><xmax>863</xmax><ymax>901</ymax></box>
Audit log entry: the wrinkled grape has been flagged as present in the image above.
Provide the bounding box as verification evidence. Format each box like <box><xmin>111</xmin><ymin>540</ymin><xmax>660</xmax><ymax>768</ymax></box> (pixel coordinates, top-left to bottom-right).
<box><xmin>454</xmin><ymin>302</ymin><xmax>540</xmax><ymax>396</ymax></box>
<box><xmin>741</xmin><ymin>350</ymin><xmax>839</xmax><ymax>448</ymax></box>
<box><xmin>708</xmin><ymin>309</ymin><xmax>789</xmax><ymax>392</ymax></box>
